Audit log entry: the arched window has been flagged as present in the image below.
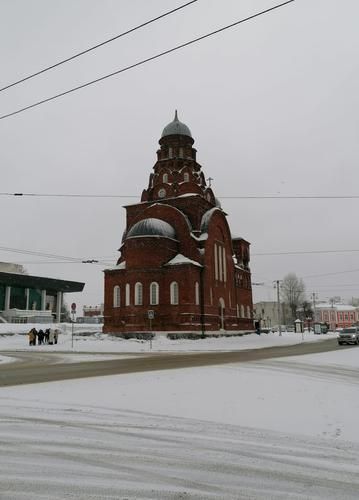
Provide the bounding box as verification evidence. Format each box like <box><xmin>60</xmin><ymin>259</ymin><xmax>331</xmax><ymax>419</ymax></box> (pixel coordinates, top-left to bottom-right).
<box><xmin>170</xmin><ymin>282</ymin><xmax>179</xmax><ymax>305</ymax></box>
<box><xmin>247</xmin><ymin>306</ymin><xmax>251</xmax><ymax>319</ymax></box>
<box><xmin>236</xmin><ymin>304</ymin><xmax>240</xmax><ymax>318</ymax></box>
<box><xmin>134</xmin><ymin>282</ymin><xmax>143</xmax><ymax>305</ymax></box>
<box><xmin>218</xmin><ymin>245</ymin><xmax>223</xmax><ymax>282</ymax></box>
<box><xmin>150</xmin><ymin>282</ymin><xmax>159</xmax><ymax>305</ymax></box>
<box><xmin>222</xmin><ymin>247</ymin><xmax>226</xmax><ymax>282</ymax></box>
<box><xmin>179</xmin><ymin>147</ymin><xmax>184</xmax><ymax>158</ymax></box>
<box><xmin>125</xmin><ymin>283</ymin><xmax>130</xmax><ymax>306</ymax></box>
<box><xmin>195</xmin><ymin>282</ymin><xmax>200</xmax><ymax>305</ymax></box>
<box><xmin>214</xmin><ymin>244</ymin><xmax>218</xmax><ymax>280</ymax></box>
<box><xmin>240</xmin><ymin>305</ymin><xmax>245</xmax><ymax>318</ymax></box>
<box><xmin>183</xmin><ymin>172</ymin><xmax>189</xmax><ymax>182</ymax></box>
<box><xmin>163</xmin><ymin>173</ymin><xmax>168</xmax><ymax>183</ymax></box>
<box><xmin>113</xmin><ymin>286</ymin><xmax>120</xmax><ymax>307</ymax></box>
<box><xmin>168</xmin><ymin>147</ymin><xmax>173</xmax><ymax>158</ymax></box>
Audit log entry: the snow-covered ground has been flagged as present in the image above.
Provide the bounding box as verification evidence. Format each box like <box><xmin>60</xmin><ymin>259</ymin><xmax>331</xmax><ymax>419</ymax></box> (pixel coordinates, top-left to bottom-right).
<box><xmin>0</xmin><ymin>321</ymin><xmax>337</xmax><ymax>354</ymax></box>
<box><xmin>1</xmin><ymin>327</ymin><xmax>359</xmax><ymax>498</ymax></box>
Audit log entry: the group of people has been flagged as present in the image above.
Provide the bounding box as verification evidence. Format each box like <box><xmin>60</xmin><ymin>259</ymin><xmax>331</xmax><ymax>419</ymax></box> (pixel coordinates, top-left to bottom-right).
<box><xmin>28</xmin><ymin>327</ymin><xmax>59</xmax><ymax>346</ymax></box>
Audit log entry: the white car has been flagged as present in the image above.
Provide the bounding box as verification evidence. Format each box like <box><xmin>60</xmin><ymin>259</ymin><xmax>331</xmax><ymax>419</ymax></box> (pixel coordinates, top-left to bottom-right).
<box><xmin>337</xmin><ymin>327</ymin><xmax>359</xmax><ymax>345</ymax></box>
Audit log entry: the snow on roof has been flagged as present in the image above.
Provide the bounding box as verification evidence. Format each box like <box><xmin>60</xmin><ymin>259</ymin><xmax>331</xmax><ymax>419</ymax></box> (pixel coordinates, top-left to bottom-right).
<box><xmin>165</xmin><ymin>253</ymin><xmax>202</xmax><ymax>267</ymax></box>
<box><xmin>191</xmin><ymin>232</ymin><xmax>208</xmax><ymax>242</ymax></box>
<box><xmin>105</xmin><ymin>261</ymin><xmax>126</xmax><ymax>271</ymax></box>
<box><xmin>315</xmin><ymin>303</ymin><xmax>356</xmax><ymax>311</ymax></box>
<box><xmin>177</xmin><ymin>193</ymin><xmax>200</xmax><ymax>198</ymax></box>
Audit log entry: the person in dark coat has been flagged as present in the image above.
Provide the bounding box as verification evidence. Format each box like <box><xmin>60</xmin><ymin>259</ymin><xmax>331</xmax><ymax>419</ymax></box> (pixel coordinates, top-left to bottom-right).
<box><xmin>44</xmin><ymin>328</ymin><xmax>50</xmax><ymax>344</ymax></box>
<box><xmin>37</xmin><ymin>329</ymin><xmax>44</xmax><ymax>345</ymax></box>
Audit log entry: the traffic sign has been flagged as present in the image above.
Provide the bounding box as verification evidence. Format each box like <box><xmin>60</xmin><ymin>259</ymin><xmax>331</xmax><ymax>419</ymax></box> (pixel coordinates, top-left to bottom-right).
<box><xmin>148</xmin><ymin>310</ymin><xmax>154</xmax><ymax>320</ymax></box>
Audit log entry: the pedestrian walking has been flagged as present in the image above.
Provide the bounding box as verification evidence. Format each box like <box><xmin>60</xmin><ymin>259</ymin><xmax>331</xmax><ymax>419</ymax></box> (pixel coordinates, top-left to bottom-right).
<box><xmin>28</xmin><ymin>328</ymin><xmax>35</xmax><ymax>346</ymax></box>
<box><xmin>48</xmin><ymin>328</ymin><xmax>55</xmax><ymax>345</ymax></box>
<box><xmin>38</xmin><ymin>329</ymin><xmax>44</xmax><ymax>345</ymax></box>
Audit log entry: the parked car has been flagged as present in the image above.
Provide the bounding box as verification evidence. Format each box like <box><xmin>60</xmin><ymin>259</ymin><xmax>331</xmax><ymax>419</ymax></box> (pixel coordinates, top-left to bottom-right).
<box><xmin>337</xmin><ymin>327</ymin><xmax>359</xmax><ymax>345</ymax></box>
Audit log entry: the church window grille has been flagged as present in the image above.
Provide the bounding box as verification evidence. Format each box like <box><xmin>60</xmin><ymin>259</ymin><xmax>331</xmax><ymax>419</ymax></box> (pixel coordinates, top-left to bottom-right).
<box><xmin>134</xmin><ymin>282</ymin><xmax>143</xmax><ymax>305</ymax></box>
<box><xmin>163</xmin><ymin>173</ymin><xmax>168</xmax><ymax>183</ymax></box>
<box><xmin>125</xmin><ymin>284</ymin><xmax>130</xmax><ymax>306</ymax></box>
<box><xmin>113</xmin><ymin>286</ymin><xmax>120</xmax><ymax>307</ymax></box>
<box><xmin>179</xmin><ymin>147</ymin><xmax>184</xmax><ymax>158</ymax></box>
<box><xmin>195</xmin><ymin>282</ymin><xmax>200</xmax><ymax>305</ymax></box>
<box><xmin>184</xmin><ymin>172</ymin><xmax>189</xmax><ymax>182</ymax></box>
<box><xmin>170</xmin><ymin>282</ymin><xmax>179</xmax><ymax>305</ymax></box>
<box><xmin>150</xmin><ymin>282</ymin><xmax>159</xmax><ymax>305</ymax></box>
<box><xmin>168</xmin><ymin>147</ymin><xmax>173</xmax><ymax>158</ymax></box>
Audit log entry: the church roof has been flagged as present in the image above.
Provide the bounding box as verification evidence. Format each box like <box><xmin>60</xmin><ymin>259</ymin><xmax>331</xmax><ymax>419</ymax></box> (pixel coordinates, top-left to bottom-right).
<box><xmin>161</xmin><ymin>110</ymin><xmax>192</xmax><ymax>139</ymax></box>
<box><xmin>165</xmin><ymin>253</ymin><xmax>202</xmax><ymax>267</ymax></box>
<box><xmin>126</xmin><ymin>218</ymin><xmax>177</xmax><ymax>239</ymax></box>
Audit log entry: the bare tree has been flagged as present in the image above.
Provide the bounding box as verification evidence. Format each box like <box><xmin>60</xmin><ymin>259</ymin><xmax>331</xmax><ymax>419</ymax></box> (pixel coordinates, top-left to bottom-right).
<box><xmin>281</xmin><ymin>273</ymin><xmax>305</xmax><ymax>321</ymax></box>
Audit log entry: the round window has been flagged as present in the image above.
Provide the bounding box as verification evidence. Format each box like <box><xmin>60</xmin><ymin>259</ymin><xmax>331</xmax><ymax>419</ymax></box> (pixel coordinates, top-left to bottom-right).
<box><xmin>158</xmin><ymin>188</ymin><xmax>166</xmax><ymax>198</ymax></box>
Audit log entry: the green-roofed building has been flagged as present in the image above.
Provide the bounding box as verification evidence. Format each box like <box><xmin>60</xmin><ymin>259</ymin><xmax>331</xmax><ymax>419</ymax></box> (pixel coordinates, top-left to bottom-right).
<box><xmin>0</xmin><ymin>263</ymin><xmax>84</xmax><ymax>323</ymax></box>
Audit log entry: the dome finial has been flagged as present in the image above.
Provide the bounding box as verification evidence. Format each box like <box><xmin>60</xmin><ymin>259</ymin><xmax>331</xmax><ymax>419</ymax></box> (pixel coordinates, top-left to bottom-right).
<box><xmin>161</xmin><ymin>111</ymin><xmax>193</xmax><ymax>139</ymax></box>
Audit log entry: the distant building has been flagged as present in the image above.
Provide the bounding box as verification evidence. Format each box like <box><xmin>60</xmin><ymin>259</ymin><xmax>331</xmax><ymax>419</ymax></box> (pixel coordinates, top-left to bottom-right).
<box><xmin>0</xmin><ymin>262</ymin><xmax>84</xmax><ymax>323</ymax></box>
<box><xmin>83</xmin><ymin>304</ymin><xmax>104</xmax><ymax>317</ymax></box>
<box><xmin>314</xmin><ymin>303</ymin><xmax>358</xmax><ymax>330</ymax></box>
<box><xmin>104</xmin><ymin>112</ymin><xmax>254</xmax><ymax>336</ymax></box>
<box><xmin>76</xmin><ymin>304</ymin><xmax>104</xmax><ymax>324</ymax></box>
<box><xmin>254</xmin><ymin>301</ymin><xmax>292</xmax><ymax>328</ymax></box>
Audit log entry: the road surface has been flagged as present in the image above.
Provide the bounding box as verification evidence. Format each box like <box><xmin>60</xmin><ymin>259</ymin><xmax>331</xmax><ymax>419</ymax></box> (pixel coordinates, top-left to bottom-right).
<box><xmin>0</xmin><ymin>337</ymin><xmax>346</xmax><ymax>387</ymax></box>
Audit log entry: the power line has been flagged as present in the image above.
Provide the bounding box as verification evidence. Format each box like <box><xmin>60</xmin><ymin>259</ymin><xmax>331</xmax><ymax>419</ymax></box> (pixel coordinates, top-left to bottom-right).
<box><xmin>302</xmin><ymin>268</ymin><xmax>359</xmax><ymax>279</ymax></box>
<box><xmin>0</xmin><ymin>245</ymin><xmax>110</xmax><ymax>266</ymax></box>
<box><xmin>0</xmin><ymin>1</ymin><xmax>295</xmax><ymax>121</ymax></box>
<box><xmin>0</xmin><ymin>0</ymin><xmax>199</xmax><ymax>93</ymax></box>
<box><xmin>1</xmin><ymin>192</ymin><xmax>359</xmax><ymax>200</ymax></box>
<box><xmin>253</xmin><ymin>249</ymin><xmax>359</xmax><ymax>257</ymax></box>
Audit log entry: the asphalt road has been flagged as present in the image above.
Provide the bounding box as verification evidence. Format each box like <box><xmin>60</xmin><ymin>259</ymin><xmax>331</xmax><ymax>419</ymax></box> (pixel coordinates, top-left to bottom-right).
<box><xmin>0</xmin><ymin>337</ymin><xmax>348</xmax><ymax>387</ymax></box>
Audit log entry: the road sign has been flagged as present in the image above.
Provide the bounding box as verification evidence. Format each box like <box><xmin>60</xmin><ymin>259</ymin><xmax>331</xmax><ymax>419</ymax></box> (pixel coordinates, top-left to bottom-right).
<box><xmin>148</xmin><ymin>310</ymin><xmax>154</xmax><ymax>320</ymax></box>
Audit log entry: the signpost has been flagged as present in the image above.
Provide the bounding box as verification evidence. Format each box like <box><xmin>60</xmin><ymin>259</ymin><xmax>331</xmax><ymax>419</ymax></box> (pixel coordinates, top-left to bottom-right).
<box><xmin>148</xmin><ymin>310</ymin><xmax>154</xmax><ymax>349</ymax></box>
<box><xmin>71</xmin><ymin>303</ymin><xmax>76</xmax><ymax>348</ymax></box>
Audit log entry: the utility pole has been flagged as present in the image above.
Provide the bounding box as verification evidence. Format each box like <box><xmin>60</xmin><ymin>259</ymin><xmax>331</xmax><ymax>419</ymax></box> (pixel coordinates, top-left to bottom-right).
<box><xmin>274</xmin><ymin>280</ymin><xmax>282</xmax><ymax>336</ymax></box>
<box><xmin>311</xmin><ymin>292</ymin><xmax>317</xmax><ymax>323</ymax></box>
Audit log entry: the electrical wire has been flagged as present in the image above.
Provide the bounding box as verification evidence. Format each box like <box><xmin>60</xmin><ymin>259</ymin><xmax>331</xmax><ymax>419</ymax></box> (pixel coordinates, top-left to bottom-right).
<box><xmin>1</xmin><ymin>192</ymin><xmax>359</xmax><ymax>200</ymax></box>
<box><xmin>0</xmin><ymin>1</ymin><xmax>199</xmax><ymax>93</ymax></box>
<box><xmin>0</xmin><ymin>246</ymin><xmax>111</xmax><ymax>266</ymax></box>
<box><xmin>0</xmin><ymin>1</ymin><xmax>295</xmax><ymax>121</ymax></box>
<box><xmin>253</xmin><ymin>249</ymin><xmax>359</xmax><ymax>257</ymax></box>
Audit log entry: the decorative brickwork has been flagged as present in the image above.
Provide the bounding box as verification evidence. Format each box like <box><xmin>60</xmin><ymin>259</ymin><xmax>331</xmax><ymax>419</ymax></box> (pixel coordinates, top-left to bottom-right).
<box><xmin>103</xmin><ymin>112</ymin><xmax>254</xmax><ymax>335</ymax></box>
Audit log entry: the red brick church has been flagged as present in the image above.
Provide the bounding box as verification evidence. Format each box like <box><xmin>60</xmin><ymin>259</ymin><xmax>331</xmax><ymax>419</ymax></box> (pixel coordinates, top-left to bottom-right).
<box><xmin>103</xmin><ymin>112</ymin><xmax>254</xmax><ymax>336</ymax></box>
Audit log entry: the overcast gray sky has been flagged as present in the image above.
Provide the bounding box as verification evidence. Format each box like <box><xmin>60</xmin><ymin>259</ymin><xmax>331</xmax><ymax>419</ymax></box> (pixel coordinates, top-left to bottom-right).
<box><xmin>1</xmin><ymin>0</ymin><xmax>358</xmax><ymax>312</ymax></box>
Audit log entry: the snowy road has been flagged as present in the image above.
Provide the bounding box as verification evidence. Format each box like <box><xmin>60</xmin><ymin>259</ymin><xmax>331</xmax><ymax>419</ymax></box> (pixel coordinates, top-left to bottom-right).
<box><xmin>2</xmin><ymin>357</ymin><xmax>359</xmax><ymax>499</ymax></box>
<box><xmin>0</xmin><ymin>337</ymin><xmax>344</xmax><ymax>387</ymax></box>
<box><xmin>1</xmin><ymin>334</ymin><xmax>359</xmax><ymax>499</ymax></box>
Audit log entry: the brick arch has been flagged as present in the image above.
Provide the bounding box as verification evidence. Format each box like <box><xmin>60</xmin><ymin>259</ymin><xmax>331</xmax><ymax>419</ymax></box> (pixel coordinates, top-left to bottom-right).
<box><xmin>177</xmin><ymin>182</ymin><xmax>203</xmax><ymax>197</ymax></box>
<box><xmin>202</xmin><ymin>208</ymin><xmax>234</xmax><ymax>259</ymax></box>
